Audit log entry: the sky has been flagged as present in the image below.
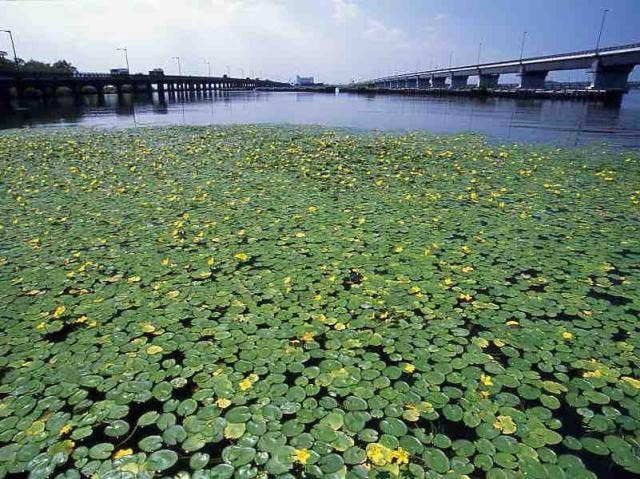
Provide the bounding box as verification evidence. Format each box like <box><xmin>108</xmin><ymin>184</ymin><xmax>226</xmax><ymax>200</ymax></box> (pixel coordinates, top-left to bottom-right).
<box><xmin>1</xmin><ymin>0</ymin><xmax>639</xmax><ymax>83</ymax></box>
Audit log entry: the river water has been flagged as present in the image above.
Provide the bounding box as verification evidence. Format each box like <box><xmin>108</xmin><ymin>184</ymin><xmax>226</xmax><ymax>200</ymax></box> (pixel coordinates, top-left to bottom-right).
<box><xmin>1</xmin><ymin>89</ymin><xmax>640</xmax><ymax>147</ymax></box>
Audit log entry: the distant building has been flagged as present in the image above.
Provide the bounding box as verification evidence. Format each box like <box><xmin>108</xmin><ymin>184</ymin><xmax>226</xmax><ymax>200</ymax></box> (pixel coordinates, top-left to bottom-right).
<box><xmin>0</xmin><ymin>51</ymin><xmax>7</xmax><ymax>59</ymax></box>
<box><xmin>296</xmin><ymin>75</ymin><xmax>314</xmax><ymax>86</ymax></box>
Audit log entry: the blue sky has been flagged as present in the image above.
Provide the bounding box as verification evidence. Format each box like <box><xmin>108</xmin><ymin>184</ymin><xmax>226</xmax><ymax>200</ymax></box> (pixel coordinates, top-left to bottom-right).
<box><xmin>1</xmin><ymin>0</ymin><xmax>639</xmax><ymax>83</ymax></box>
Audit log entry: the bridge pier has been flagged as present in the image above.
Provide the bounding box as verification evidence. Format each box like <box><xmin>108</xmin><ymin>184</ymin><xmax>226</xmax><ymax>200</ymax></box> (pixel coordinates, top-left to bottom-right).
<box><xmin>417</xmin><ymin>77</ymin><xmax>429</xmax><ymax>89</ymax></box>
<box><xmin>519</xmin><ymin>69</ymin><xmax>547</xmax><ymax>89</ymax></box>
<box><xmin>431</xmin><ymin>76</ymin><xmax>446</xmax><ymax>88</ymax></box>
<box><xmin>479</xmin><ymin>73</ymin><xmax>500</xmax><ymax>88</ymax></box>
<box><xmin>591</xmin><ymin>60</ymin><xmax>633</xmax><ymax>91</ymax></box>
<box><xmin>450</xmin><ymin>75</ymin><xmax>469</xmax><ymax>89</ymax></box>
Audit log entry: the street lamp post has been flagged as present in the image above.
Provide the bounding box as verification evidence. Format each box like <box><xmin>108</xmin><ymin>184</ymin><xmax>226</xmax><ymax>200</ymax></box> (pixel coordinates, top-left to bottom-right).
<box><xmin>477</xmin><ymin>42</ymin><xmax>482</xmax><ymax>66</ymax></box>
<box><xmin>519</xmin><ymin>31</ymin><xmax>527</xmax><ymax>62</ymax></box>
<box><xmin>204</xmin><ymin>59</ymin><xmax>211</xmax><ymax>77</ymax></box>
<box><xmin>1</xmin><ymin>29</ymin><xmax>19</xmax><ymax>69</ymax></box>
<box><xmin>172</xmin><ymin>56</ymin><xmax>182</xmax><ymax>76</ymax></box>
<box><xmin>116</xmin><ymin>47</ymin><xmax>130</xmax><ymax>72</ymax></box>
<box><xmin>595</xmin><ymin>8</ymin><xmax>609</xmax><ymax>53</ymax></box>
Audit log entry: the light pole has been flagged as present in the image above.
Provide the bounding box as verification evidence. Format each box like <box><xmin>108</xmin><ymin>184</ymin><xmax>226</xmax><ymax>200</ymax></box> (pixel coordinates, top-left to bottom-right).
<box><xmin>1</xmin><ymin>29</ymin><xmax>19</xmax><ymax>69</ymax></box>
<box><xmin>477</xmin><ymin>42</ymin><xmax>482</xmax><ymax>65</ymax></box>
<box><xmin>519</xmin><ymin>31</ymin><xmax>527</xmax><ymax>61</ymax></box>
<box><xmin>172</xmin><ymin>56</ymin><xmax>181</xmax><ymax>77</ymax></box>
<box><xmin>116</xmin><ymin>47</ymin><xmax>129</xmax><ymax>72</ymax></box>
<box><xmin>204</xmin><ymin>59</ymin><xmax>211</xmax><ymax>77</ymax></box>
<box><xmin>226</xmin><ymin>65</ymin><xmax>230</xmax><ymax>76</ymax></box>
<box><xmin>595</xmin><ymin>8</ymin><xmax>609</xmax><ymax>53</ymax></box>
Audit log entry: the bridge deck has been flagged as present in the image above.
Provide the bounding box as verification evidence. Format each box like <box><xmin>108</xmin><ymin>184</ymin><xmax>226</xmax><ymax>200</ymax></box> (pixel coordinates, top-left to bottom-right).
<box><xmin>368</xmin><ymin>42</ymin><xmax>640</xmax><ymax>82</ymax></box>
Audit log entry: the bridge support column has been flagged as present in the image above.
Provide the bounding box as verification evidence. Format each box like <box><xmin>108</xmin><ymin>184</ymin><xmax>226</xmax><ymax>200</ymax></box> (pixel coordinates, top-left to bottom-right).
<box><xmin>431</xmin><ymin>76</ymin><xmax>446</xmax><ymax>88</ymax></box>
<box><xmin>449</xmin><ymin>75</ymin><xmax>468</xmax><ymax>89</ymax></box>
<box><xmin>478</xmin><ymin>73</ymin><xmax>499</xmax><ymax>88</ymax></box>
<box><xmin>591</xmin><ymin>60</ymin><xmax>633</xmax><ymax>91</ymax></box>
<box><xmin>417</xmin><ymin>77</ymin><xmax>429</xmax><ymax>89</ymax></box>
<box><xmin>519</xmin><ymin>70</ymin><xmax>547</xmax><ymax>89</ymax></box>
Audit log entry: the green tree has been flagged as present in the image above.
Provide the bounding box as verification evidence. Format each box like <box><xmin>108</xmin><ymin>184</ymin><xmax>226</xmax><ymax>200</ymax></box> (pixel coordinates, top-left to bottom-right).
<box><xmin>0</xmin><ymin>57</ymin><xmax>77</xmax><ymax>73</ymax></box>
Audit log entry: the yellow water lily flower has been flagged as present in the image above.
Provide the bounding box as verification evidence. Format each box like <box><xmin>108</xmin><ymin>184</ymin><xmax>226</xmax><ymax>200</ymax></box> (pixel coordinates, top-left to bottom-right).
<box><xmin>293</xmin><ymin>448</ymin><xmax>310</xmax><ymax>464</ymax></box>
<box><xmin>403</xmin><ymin>363</ymin><xmax>416</xmax><ymax>374</ymax></box>
<box><xmin>52</xmin><ymin>305</ymin><xmax>66</xmax><ymax>318</ymax></box>
<box><xmin>113</xmin><ymin>448</ymin><xmax>133</xmax><ymax>459</ymax></box>
<box><xmin>234</xmin><ymin>252</ymin><xmax>249</xmax><ymax>262</ymax></box>
<box><xmin>493</xmin><ymin>415</ymin><xmax>517</xmax><ymax>434</ymax></box>
<box><xmin>562</xmin><ymin>331</ymin><xmax>573</xmax><ymax>340</ymax></box>
<box><xmin>239</xmin><ymin>378</ymin><xmax>253</xmax><ymax>391</ymax></box>
<box><xmin>216</xmin><ymin>398</ymin><xmax>232</xmax><ymax>409</ymax></box>
<box><xmin>301</xmin><ymin>331</ymin><xmax>315</xmax><ymax>342</ymax></box>
<box><xmin>59</xmin><ymin>424</ymin><xmax>72</xmax><ymax>436</ymax></box>
<box><xmin>480</xmin><ymin>374</ymin><xmax>493</xmax><ymax>387</ymax></box>
<box><xmin>366</xmin><ymin>443</ymin><xmax>390</xmax><ymax>466</ymax></box>
<box><xmin>390</xmin><ymin>447</ymin><xmax>410</xmax><ymax>465</ymax></box>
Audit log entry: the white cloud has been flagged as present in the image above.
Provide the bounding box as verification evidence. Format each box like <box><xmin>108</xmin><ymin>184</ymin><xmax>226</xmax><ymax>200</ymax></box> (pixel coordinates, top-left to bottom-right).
<box><xmin>330</xmin><ymin>0</ymin><xmax>404</xmax><ymax>44</ymax></box>
<box><xmin>434</xmin><ymin>13</ymin><xmax>448</xmax><ymax>22</ymax></box>
<box><xmin>332</xmin><ymin>0</ymin><xmax>359</xmax><ymax>24</ymax></box>
<box><xmin>364</xmin><ymin>19</ymin><xmax>404</xmax><ymax>43</ymax></box>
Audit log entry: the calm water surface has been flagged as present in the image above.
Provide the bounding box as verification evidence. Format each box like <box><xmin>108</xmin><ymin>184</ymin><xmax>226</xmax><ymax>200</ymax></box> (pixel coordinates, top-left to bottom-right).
<box><xmin>2</xmin><ymin>90</ymin><xmax>640</xmax><ymax>147</ymax></box>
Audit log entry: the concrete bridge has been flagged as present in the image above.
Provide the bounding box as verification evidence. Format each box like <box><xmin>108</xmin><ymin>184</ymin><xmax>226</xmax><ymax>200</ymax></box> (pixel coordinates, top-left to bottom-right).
<box><xmin>360</xmin><ymin>42</ymin><xmax>640</xmax><ymax>92</ymax></box>
<box><xmin>0</xmin><ymin>70</ymin><xmax>290</xmax><ymax>101</ymax></box>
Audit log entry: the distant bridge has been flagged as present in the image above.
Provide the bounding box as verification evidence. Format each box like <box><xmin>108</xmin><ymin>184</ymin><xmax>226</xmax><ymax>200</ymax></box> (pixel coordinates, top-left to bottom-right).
<box><xmin>0</xmin><ymin>70</ymin><xmax>290</xmax><ymax>100</ymax></box>
<box><xmin>357</xmin><ymin>42</ymin><xmax>640</xmax><ymax>92</ymax></box>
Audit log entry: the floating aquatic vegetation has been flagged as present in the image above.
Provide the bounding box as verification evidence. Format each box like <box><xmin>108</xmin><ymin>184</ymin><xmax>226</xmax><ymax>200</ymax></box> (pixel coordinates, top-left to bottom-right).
<box><xmin>0</xmin><ymin>125</ymin><xmax>639</xmax><ymax>478</ymax></box>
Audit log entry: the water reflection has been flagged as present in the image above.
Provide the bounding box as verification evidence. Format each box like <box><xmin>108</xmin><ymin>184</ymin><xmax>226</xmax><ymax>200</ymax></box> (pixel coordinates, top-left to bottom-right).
<box><xmin>1</xmin><ymin>90</ymin><xmax>639</xmax><ymax>147</ymax></box>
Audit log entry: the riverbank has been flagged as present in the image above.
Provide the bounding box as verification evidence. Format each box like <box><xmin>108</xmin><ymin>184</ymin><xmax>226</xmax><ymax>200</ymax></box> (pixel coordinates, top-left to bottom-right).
<box><xmin>1</xmin><ymin>126</ymin><xmax>639</xmax><ymax>478</ymax></box>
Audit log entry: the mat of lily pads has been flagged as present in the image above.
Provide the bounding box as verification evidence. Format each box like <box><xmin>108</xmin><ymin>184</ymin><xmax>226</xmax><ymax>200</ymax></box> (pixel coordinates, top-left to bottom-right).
<box><xmin>0</xmin><ymin>126</ymin><xmax>639</xmax><ymax>479</ymax></box>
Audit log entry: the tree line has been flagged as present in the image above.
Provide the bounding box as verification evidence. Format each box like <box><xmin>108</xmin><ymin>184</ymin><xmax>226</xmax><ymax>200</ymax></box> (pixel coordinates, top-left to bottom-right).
<box><xmin>0</xmin><ymin>56</ymin><xmax>77</xmax><ymax>73</ymax></box>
